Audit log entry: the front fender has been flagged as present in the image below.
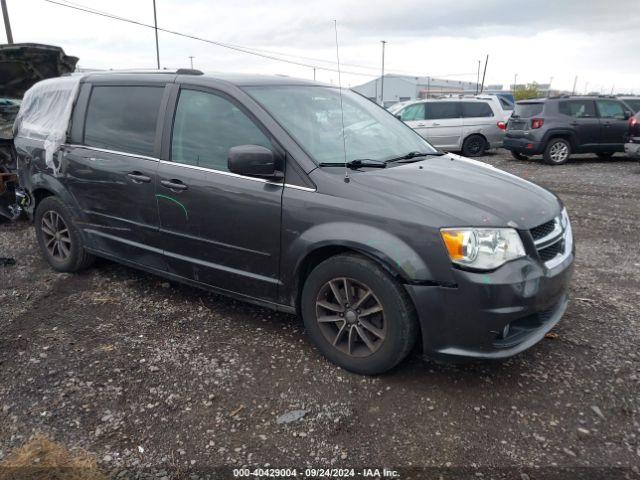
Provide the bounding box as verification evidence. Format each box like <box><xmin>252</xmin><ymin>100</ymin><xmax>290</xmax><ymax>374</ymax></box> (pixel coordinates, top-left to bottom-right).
<box><xmin>281</xmin><ymin>221</ymin><xmax>435</xmax><ymax>305</ymax></box>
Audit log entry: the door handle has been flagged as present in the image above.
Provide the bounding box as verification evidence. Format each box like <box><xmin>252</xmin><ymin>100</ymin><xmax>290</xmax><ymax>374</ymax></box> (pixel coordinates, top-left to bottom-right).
<box><xmin>603</xmin><ymin>122</ymin><xmax>612</xmax><ymax>127</ymax></box>
<box><xmin>569</xmin><ymin>121</ymin><xmax>579</xmax><ymax>126</ymax></box>
<box><xmin>432</xmin><ymin>122</ymin><xmax>441</xmax><ymax>126</ymax></box>
<box><xmin>127</xmin><ymin>172</ymin><xmax>151</xmax><ymax>183</ymax></box>
<box><xmin>161</xmin><ymin>179</ymin><xmax>188</xmax><ymax>191</ymax></box>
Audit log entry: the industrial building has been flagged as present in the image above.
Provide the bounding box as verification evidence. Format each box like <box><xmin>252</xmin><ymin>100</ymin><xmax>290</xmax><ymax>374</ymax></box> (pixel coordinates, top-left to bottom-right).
<box><xmin>352</xmin><ymin>74</ymin><xmax>479</xmax><ymax>107</ymax></box>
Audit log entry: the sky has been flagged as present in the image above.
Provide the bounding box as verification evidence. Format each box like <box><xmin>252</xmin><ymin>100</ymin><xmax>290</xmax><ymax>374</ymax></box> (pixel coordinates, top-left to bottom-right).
<box><xmin>4</xmin><ymin>0</ymin><xmax>640</xmax><ymax>94</ymax></box>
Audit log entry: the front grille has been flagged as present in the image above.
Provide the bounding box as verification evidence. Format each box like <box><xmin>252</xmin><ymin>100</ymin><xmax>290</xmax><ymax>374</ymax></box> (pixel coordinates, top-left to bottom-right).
<box><xmin>530</xmin><ymin>215</ymin><xmax>568</xmax><ymax>266</ymax></box>
<box><xmin>538</xmin><ymin>240</ymin><xmax>564</xmax><ymax>262</ymax></box>
<box><xmin>530</xmin><ymin>219</ymin><xmax>557</xmax><ymax>241</ymax></box>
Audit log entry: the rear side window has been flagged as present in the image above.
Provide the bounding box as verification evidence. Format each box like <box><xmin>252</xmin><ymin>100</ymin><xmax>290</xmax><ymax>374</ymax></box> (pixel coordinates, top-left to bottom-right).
<box><xmin>596</xmin><ymin>100</ymin><xmax>626</xmax><ymax>119</ymax></box>
<box><xmin>461</xmin><ymin>102</ymin><xmax>494</xmax><ymax>118</ymax></box>
<box><xmin>513</xmin><ymin>103</ymin><xmax>543</xmax><ymax>118</ymax></box>
<box><xmin>558</xmin><ymin>100</ymin><xmax>596</xmax><ymax>118</ymax></box>
<box><xmin>400</xmin><ymin>103</ymin><xmax>425</xmax><ymax>121</ymax></box>
<box><xmin>171</xmin><ymin>89</ymin><xmax>272</xmax><ymax>172</ymax></box>
<box><xmin>499</xmin><ymin>97</ymin><xmax>514</xmax><ymax>110</ymax></box>
<box><xmin>84</xmin><ymin>86</ymin><xmax>164</xmax><ymax>157</ymax></box>
<box><xmin>425</xmin><ymin>102</ymin><xmax>460</xmax><ymax>120</ymax></box>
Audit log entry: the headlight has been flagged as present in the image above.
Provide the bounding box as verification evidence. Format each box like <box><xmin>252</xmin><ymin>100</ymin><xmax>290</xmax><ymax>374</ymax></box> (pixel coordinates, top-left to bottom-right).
<box><xmin>440</xmin><ymin>227</ymin><xmax>526</xmax><ymax>270</ymax></box>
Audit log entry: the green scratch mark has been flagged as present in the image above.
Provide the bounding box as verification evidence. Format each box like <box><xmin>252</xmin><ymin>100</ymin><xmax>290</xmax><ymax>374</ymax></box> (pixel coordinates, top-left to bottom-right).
<box><xmin>155</xmin><ymin>194</ymin><xmax>189</xmax><ymax>221</ymax></box>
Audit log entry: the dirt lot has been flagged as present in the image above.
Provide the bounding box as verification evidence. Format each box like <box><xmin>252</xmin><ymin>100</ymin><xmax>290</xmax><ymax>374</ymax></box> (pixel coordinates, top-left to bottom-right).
<box><xmin>1</xmin><ymin>150</ymin><xmax>639</xmax><ymax>479</ymax></box>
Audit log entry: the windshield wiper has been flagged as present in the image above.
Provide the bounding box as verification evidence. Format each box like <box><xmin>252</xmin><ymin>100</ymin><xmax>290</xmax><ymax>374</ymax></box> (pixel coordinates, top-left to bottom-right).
<box><xmin>318</xmin><ymin>159</ymin><xmax>387</xmax><ymax>169</ymax></box>
<box><xmin>384</xmin><ymin>151</ymin><xmax>445</xmax><ymax>164</ymax></box>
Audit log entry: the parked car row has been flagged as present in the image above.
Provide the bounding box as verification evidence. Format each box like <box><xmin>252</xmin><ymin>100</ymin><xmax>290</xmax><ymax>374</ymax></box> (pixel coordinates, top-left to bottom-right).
<box><xmin>391</xmin><ymin>93</ymin><xmax>640</xmax><ymax>165</ymax></box>
<box><xmin>388</xmin><ymin>95</ymin><xmax>511</xmax><ymax>157</ymax></box>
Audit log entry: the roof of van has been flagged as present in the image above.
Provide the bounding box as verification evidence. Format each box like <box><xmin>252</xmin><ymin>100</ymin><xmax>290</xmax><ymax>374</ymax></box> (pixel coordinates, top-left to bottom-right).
<box><xmin>79</xmin><ymin>69</ymin><xmax>328</xmax><ymax>87</ymax></box>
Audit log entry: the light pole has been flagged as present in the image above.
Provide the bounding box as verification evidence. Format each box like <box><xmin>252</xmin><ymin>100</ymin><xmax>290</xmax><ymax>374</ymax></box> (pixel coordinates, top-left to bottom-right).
<box><xmin>380</xmin><ymin>40</ymin><xmax>386</xmax><ymax>107</ymax></box>
<box><xmin>513</xmin><ymin>73</ymin><xmax>518</xmax><ymax>96</ymax></box>
<box><xmin>548</xmin><ymin>76</ymin><xmax>553</xmax><ymax>97</ymax></box>
<box><xmin>189</xmin><ymin>56</ymin><xmax>194</xmax><ymax>69</ymax></box>
<box><xmin>1</xmin><ymin>0</ymin><xmax>13</xmax><ymax>44</ymax></box>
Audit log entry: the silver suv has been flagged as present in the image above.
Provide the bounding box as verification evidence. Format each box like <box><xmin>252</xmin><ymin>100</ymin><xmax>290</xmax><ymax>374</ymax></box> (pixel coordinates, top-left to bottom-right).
<box><xmin>389</xmin><ymin>96</ymin><xmax>511</xmax><ymax>156</ymax></box>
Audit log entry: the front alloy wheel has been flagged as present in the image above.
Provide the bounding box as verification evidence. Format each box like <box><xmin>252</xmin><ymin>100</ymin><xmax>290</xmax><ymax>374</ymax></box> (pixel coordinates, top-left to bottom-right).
<box><xmin>301</xmin><ymin>254</ymin><xmax>418</xmax><ymax>375</ymax></box>
<box><xmin>315</xmin><ymin>277</ymin><xmax>386</xmax><ymax>357</ymax></box>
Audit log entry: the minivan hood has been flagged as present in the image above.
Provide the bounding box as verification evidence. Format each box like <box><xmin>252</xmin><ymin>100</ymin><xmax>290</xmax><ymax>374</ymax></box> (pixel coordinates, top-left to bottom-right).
<box><xmin>352</xmin><ymin>154</ymin><xmax>561</xmax><ymax>229</ymax></box>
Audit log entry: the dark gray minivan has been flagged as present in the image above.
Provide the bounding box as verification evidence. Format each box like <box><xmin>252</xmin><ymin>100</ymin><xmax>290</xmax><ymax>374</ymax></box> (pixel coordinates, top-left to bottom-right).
<box><xmin>14</xmin><ymin>71</ymin><xmax>574</xmax><ymax>374</ymax></box>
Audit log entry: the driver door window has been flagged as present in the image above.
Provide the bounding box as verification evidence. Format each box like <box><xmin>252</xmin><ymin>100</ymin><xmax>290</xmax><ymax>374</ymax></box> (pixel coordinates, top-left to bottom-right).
<box><xmin>596</xmin><ymin>100</ymin><xmax>626</xmax><ymax>120</ymax></box>
<box><xmin>171</xmin><ymin>89</ymin><xmax>272</xmax><ymax>172</ymax></box>
<box><xmin>400</xmin><ymin>103</ymin><xmax>425</xmax><ymax>122</ymax></box>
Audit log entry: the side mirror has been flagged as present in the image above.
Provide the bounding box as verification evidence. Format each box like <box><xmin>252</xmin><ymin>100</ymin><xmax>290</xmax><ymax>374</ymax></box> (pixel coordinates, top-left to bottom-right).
<box><xmin>394</xmin><ymin>113</ymin><xmax>402</xmax><ymax>120</ymax></box>
<box><xmin>624</xmin><ymin>110</ymin><xmax>634</xmax><ymax>120</ymax></box>
<box><xmin>228</xmin><ymin>145</ymin><xmax>282</xmax><ymax>179</ymax></box>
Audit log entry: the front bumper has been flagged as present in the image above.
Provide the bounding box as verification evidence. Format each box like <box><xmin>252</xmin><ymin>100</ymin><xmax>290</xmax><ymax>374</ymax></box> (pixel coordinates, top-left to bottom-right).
<box><xmin>406</xmin><ymin>251</ymin><xmax>574</xmax><ymax>361</ymax></box>
<box><xmin>624</xmin><ymin>141</ymin><xmax>640</xmax><ymax>159</ymax></box>
<box><xmin>503</xmin><ymin>135</ymin><xmax>544</xmax><ymax>155</ymax></box>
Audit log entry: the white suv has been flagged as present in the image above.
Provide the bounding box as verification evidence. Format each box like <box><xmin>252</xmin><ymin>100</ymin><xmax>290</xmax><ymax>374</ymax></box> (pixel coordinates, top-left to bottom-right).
<box><xmin>389</xmin><ymin>96</ymin><xmax>512</xmax><ymax>157</ymax></box>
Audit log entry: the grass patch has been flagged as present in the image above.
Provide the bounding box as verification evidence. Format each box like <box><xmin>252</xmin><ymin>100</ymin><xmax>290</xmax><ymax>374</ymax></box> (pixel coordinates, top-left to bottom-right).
<box><xmin>0</xmin><ymin>435</ymin><xmax>107</xmax><ymax>480</ymax></box>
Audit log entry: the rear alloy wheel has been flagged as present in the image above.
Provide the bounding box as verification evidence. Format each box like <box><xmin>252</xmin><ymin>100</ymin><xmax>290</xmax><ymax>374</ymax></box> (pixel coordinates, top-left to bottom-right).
<box><xmin>35</xmin><ymin>196</ymin><xmax>95</xmax><ymax>272</ymax></box>
<box><xmin>511</xmin><ymin>151</ymin><xmax>529</xmax><ymax>161</ymax></box>
<box><xmin>544</xmin><ymin>138</ymin><xmax>571</xmax><ymax>165</ymax></box>
<box><xmin>301</xmin><ymin>254</ymin><xmax>418</xmax><ymax>375</ymax></box>
<box><xmin>461</xmin><ymin>134</ymin><xmax>487</xmax><ymax>157</ymax></box>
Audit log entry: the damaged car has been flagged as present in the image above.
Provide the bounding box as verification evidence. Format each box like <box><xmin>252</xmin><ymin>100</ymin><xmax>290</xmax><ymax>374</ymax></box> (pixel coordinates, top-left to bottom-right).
<box><xmin>13</xmin><ymin>71</ymin><xmax>574</xmax><ymax>375</ymax></box>
<box><xmin>0</xmin><ymin>43</ymin><xmax>77</xmax><ymax>220</ymax></box>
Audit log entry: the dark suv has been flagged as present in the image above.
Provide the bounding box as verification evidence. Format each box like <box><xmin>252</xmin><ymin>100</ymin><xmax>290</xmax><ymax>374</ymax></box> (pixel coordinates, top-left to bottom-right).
<box><xmin>504</xmin><ymin>96</ymin><xmax>634</xmax><ymax>164</ymax></box>
<box><xmin>13</xmin><ymin>71</ymin><xmax>574</xmax><ymax>374</ymax></box>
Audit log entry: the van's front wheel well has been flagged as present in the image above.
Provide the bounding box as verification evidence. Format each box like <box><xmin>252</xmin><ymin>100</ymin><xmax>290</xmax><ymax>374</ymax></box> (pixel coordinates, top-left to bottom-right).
<box><xmin>294</xmin><ymin>246</ymin><xmax>405</xmax><ymax>315</ymax></box>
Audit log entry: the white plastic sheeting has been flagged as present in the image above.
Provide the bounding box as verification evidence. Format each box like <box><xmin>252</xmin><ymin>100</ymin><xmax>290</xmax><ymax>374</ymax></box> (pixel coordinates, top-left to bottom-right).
<box><xmin>13</xmin><ymin>74</ymin><xmax>82</xmax><ymax>172</ymax></box>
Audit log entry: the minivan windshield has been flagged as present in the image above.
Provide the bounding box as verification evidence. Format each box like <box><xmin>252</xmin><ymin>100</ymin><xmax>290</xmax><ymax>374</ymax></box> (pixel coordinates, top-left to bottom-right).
<box><xmin>245</xmin><ymin>86</ymin><xmax>438</xmax><ymax>165</ymax></box>
<box><xmin>513</xmin><ymin>102</ymin><xmax>544</xmax><ymax>118</ymax></box>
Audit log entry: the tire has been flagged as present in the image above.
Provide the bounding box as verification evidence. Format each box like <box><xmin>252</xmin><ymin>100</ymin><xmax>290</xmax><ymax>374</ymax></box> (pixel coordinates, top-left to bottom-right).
<box><xmin>543</xmin><ymin>138</ymin><xmax>571</xmax><ymax>165</ymax></box>
<box><xmin>597</xmin><ymin>152</ymin><xmax>613</xmax><ymax>160</ymax></box>
<box><xmin>461</xmin><ymin>134</ymin><xmax>487</xmax><ymax>157</ymax></box>
<box><xmin>511</xmin><ymin>151</ymin><xmax>529</xmax><ymax>161</ymax></box>
<box><xmin>301</xmin><ymin>253</ymin><xmax>418</xmax><ymax>375</ymax></box>
<box><xmin>35</xmin><ymin>196</ymin><xmax>95</xmax><ymax>272</ymax></box>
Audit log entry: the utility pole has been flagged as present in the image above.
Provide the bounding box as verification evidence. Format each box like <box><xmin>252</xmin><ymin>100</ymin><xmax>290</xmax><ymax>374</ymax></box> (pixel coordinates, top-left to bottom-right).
<box><xmin>475</xmin><ymin>60</ymin><xmax>480</xmax><ymax>95</ymax></box>
<box><xmin>188</xmin><ymin>56</ymin><xmax>194</xmax><ymax>69</ymax></box>
<box><xmin>513</xmin><ymin>73</ymin><xmax>518</xmax><ymax>95</ymax></box>
<box><xmin>571</xmin><ymin>76</ymin><xmax>578</xmax><ymax>95</ymax></box>
<box><xmin>548</xmin><ymin>76</ymin><xmax>554</xmax><ymax>97</ymax></box>
<box><xmin>480</xmin><ymin>54</ymin><xmax>488</xmax><ymax>93</ymax></box>
<box><xmin>152</xmin><ymin>0</ymin><xmax>160</xmax><ymax>69</ymax></box>
<box><xmin>313</xmin><ymin>67</ymin><xmax>316</xmax><ymax>81</ymax></box>
<box><xmin>380</xmin><ymin>40</ymin><xmax>386</xmax><ymax>106</ymax></box>
<box><xmin>1</xmin><ymin>0</ymin><xmax>13</xmax><ymax>44</ymax></box>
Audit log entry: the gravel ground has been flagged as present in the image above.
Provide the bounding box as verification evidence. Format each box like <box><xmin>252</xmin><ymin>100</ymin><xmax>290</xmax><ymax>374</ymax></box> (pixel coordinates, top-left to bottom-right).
<box><xmin>1</xmin><ymin>150</ymin><xmax>639</xmax><ymax>479</ymax></box>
